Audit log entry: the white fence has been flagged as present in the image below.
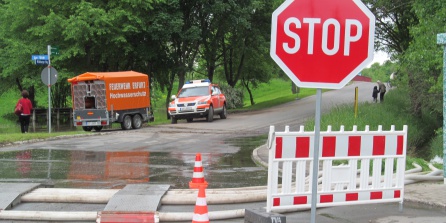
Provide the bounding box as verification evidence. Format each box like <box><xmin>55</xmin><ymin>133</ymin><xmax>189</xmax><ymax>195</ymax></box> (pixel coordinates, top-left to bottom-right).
<box><xmin>266</xmin><ymin>125</ymin><xmax>408</xmax><ymax>212</ymax></box>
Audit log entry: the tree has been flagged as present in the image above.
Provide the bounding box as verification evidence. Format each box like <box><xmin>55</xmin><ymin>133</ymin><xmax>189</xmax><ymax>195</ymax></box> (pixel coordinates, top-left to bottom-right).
<box><xmin>363</xmin><ymin>0</ymin><xmax>418</xmax><ymax>56</ymax></box>
<box><xmin>0</xmin><ymin>0</ymin><xmax>161</xmax><ymax>108</ymax></box>
<box><xmin>400</xmin><ymin>0</ymin><xmax>446</xmax><ymax>119</ymax></box>
<box><xmin>240</xmin><ymin>0</ymin><xmax>276</xmax><ymax>105</ymax></box>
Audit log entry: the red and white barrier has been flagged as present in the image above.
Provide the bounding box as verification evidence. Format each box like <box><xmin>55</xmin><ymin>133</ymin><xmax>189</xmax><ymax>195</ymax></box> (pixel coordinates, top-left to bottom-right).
<box><xmin>266</xmin><ymin>125</ymin><xmax>408</xmax><ymax>212</ymax></box>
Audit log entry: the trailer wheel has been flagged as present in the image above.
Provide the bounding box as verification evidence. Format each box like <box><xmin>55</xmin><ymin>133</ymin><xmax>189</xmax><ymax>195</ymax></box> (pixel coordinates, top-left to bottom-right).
<box><xmin>82</xmin><ymin>126</ymin><xmax>93</xmax><ymax>132</ymax></box>
<box><xmin>132</xmin><ymin>114</ymin><xmax>142</xmax><ymax>129</ymax></box>
<box><xmin>93</xmin><ymin>126</ymin><xmax>103</xmax><ymax>132</ymax></box>
<box><xmin>121</xmin><ymin>115</ymin><xmax>132</xmax><ymax>130</ymax></box>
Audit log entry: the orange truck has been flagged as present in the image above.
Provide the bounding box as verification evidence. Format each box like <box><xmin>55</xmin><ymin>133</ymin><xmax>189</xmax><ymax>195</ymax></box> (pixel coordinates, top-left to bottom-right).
<box><xmin>67</xmin><ymin>71</ymin><xmax>154</xmax><ymax>131</ymax></box>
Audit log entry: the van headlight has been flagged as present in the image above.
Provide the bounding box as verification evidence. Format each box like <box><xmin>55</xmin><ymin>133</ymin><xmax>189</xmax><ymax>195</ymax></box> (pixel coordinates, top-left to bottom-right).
<box><xmin>197</xmin><ymin>101</ymin><xmax>207</xmax><ymax>105</ymax></box>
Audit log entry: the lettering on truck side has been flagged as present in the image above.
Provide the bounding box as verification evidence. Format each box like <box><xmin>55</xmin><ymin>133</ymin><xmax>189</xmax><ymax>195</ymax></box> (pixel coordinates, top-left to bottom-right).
<box><xmin>132</xmin><ymin>82</ymin><xmax>146</xmax><ymax>89</ymax></box>
<box><xmin>110</xmin><ymin>91</ymin><xmax>147</xmax><ymax>99</ymax></box>
<box><xmin>109</xmin><ymin>82</ymin><xmax>131</xmax><ymax>90</ymax></box>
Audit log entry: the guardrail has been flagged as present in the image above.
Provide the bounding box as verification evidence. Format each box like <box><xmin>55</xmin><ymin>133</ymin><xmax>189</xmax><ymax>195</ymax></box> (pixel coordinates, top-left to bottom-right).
<box><xmin>266</xmin><ymin>125</ymin><xmax>408</xmax><ymax>212</ymax></box>
<box><xmin>30</xmin><ymin>108</ymin><xmax>75</xmax><ymax>132</ymax></box>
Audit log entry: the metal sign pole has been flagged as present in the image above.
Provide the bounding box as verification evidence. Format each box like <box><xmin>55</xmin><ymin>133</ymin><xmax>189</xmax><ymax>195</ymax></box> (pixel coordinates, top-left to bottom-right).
<box><xmin>47</xmin><ymin>45</ymin><xmax>52</xmax><ymax>133</ymax></box>
<box><xmin>310</xmin><ymin>88</ymin><xmax>322</xmax><ymax>223</ymax></box>
<box><xmin>437</xmin><ymin>33</ymin><xmax>446</xmax><ymax>184</ymax></box>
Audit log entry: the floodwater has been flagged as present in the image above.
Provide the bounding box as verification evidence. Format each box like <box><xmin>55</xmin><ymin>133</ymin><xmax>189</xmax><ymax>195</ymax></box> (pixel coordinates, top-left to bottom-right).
<box><xmin>0</xmin><ymin>135</ymin><xmax>268</xmax><ymax>189</ymax></box>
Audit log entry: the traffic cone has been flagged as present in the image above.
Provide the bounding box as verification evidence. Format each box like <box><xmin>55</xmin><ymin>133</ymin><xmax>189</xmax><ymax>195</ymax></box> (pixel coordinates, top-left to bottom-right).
<box><xmin>189</xmin><ymin>153</ymin><xmax>208</xmax><ymax>189</ymax></box>
<box><xmin>192</xmin><ymin>185</ymin><xmax>209</xmax><ymax>223</ymax></box>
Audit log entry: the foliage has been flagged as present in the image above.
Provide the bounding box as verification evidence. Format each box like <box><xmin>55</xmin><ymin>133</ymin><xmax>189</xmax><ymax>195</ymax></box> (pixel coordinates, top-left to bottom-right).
<box><xmin>398</xmin><ymin>0</ymin><xmax>446</xmax><ymax>119</ymax></box>
<box><xmin>361</xmin><ymin>61</ymin><xmax>397</xmax><ymax>83</ymax></box>
<box><xmin>304</xmin><ymin>88</ymin><xmax>440</xmax><ymax>160</ymax></box>
<box><xmin>0</xmin><ymin>0</ymin><xmax>278</xmax><ymax>110</ymax></box>
<box><xmin>429</xmin><ymin>128</ymin><xmax>443</xmax><ymax>160</ymax></box>
<box><xmin>219</xmin><ymin>84</ymin><xmax>244</xmax><ymax>109</ymax></box>
<box><xmin>363</xmin><ymin>0</ymin><xmax>418</xmax><ymax>56</ymax></box>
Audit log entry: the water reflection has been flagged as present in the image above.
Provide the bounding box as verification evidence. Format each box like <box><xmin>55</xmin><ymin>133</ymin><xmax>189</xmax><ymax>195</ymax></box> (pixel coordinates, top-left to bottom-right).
<box><xmin>0</xmin><ymin>136</ymin><xmax>268</xmax><ymax>189</ymax></box>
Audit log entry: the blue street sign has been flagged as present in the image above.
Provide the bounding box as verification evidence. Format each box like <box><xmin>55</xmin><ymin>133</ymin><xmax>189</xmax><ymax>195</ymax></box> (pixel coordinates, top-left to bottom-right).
<box><xmin>31</xmin><ymin>55</ymin><xmax>48</xmax><ymax>60</ymax></box>
<box><xmin>35</xmin><ymin>59</ymin><xmax>49</xmax><ymax>65</ymax></box>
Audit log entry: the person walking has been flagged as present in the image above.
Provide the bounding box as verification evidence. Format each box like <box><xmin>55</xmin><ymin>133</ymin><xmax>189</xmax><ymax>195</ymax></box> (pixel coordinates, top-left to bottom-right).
<box><xmin>377</xmin><ymin>80</ymin><xmax>386</xmax><ymax>102</ymax></box>
<box><xmin>372</xmin><ymin>86</ymin><xmax>379</xmax><ymax>103</ymax></box>
<box><xmin>16</xmin><ymin>90</ymin><xmax>33</xmax><ymax>133</ymax></box>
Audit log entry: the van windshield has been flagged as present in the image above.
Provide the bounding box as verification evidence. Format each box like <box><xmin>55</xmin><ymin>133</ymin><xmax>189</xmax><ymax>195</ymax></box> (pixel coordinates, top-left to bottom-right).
<box><xmin>178</xmin><ymin>86</ymin><xmax>209</xmax><ymax>97</ymax></box>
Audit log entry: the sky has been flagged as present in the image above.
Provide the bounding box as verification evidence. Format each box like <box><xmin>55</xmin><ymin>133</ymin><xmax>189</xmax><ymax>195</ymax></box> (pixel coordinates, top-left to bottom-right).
<box><xmin>369</xmin><ymin>51</ymin><xmax>390</xmax><ymax>67</ymax></box>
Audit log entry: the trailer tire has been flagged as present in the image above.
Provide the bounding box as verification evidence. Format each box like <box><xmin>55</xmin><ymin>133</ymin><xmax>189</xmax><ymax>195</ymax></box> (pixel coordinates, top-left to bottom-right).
<box><xmin>93</xmin><ymin>126</ymin><xmax>103</xmax><ymax>132</ymax></box>
<box><xmin>121</xmin><ymin>115</ymin><xmax>132</xmax><ymax>130</ymax></box>
<box><xmin>82</xmin><ymin>126</ymin><xmax>93</xmax><ymax>132</ymax></box>
<box><xmin>132</xmin><ymin>114</ymin><xmax>142</xmax><ymax>129</ymax></box>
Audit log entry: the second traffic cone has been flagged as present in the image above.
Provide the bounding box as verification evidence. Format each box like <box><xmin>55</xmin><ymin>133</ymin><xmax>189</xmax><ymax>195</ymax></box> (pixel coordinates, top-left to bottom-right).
<box><xmin>192</xmin><ymin>185</ymin><xmax>209</xmax><ymax>223</ymax></box>
<box><xmin>189</xmin><ymin>153</ymin><xmax>208</xmax><ymax>189</ymax></box>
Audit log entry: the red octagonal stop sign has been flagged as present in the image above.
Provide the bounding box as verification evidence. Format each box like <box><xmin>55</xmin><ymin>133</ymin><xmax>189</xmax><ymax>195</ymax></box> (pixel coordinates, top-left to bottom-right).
<box><xmin>271</xmin><ymin>0</ymin><xmax>375</xmax><ymax>89</ymax></box>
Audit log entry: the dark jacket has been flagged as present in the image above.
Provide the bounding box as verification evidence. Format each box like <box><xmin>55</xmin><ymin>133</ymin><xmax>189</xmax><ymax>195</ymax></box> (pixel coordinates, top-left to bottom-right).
<box><xmin>372</xmin><ymin>87</ymin><xmax>379</xmax><ymax>98</ymax></box>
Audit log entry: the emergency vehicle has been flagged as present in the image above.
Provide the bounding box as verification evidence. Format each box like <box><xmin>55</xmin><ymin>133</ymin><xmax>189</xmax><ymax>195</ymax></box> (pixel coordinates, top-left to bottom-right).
<box><xmin>168</xmin><ymin>79</ymin><xmax>227</xmax><ymax>124</ymax></box>
<box><xmin>68</xmin><ymin>71</ymin><xmax>154</xmax><ymax>131</ymax></box>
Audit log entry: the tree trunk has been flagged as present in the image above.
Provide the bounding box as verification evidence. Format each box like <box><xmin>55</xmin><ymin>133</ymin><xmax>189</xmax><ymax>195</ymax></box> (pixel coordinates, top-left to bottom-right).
<box><xmin>242</xmin><ymin>78</ymin><xmax>255</xmax><ymax>106</ymax></box>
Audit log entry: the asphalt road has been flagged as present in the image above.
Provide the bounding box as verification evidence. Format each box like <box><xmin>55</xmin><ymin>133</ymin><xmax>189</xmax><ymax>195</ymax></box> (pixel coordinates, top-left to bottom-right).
<box><xmin>5</xmin><ymin>81</ymin><xmax>443</xmax><ymax>222</ymax></box>
<box><xmin>1</xmin><ymin>81</ymin><xmax>376</xmax><ymax>153</ymax></box>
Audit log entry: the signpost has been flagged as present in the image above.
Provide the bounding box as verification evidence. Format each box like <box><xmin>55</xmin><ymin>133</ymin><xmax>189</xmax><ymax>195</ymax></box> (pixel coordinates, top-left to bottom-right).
<box><xmin>437</xmin><ymin>33</ymin><xmax>446</xmax><ymax>184</ymax></box>
<box><xmin>31</xmin><ymin>46</ymin><xmax>60</xmax><ymax>133</ymax></box>
<box><xmin>35</xmin><ymin>60</ymin><xmax>49</xmax><ymax>65</ymax></box>
<box><xmin>270</xmin><ymin>0</ymin><xmax>375</xmax><ymax>222</ymax></box>
<box><xmin>31</xmin><ymin>55</ymin><xmax>48</xmax><ymax>60</ymax></box>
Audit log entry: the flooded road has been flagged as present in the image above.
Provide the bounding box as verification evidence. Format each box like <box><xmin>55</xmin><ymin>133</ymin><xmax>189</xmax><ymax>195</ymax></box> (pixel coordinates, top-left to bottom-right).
<box><xmin>0</xmin><ymin>82</ymin><xmax>380</xmax><ymax>189</ymax></box>
<box><xmin>0</xmin><ymin>135</ymin><xmax>268</xmax><ymax>189</ymax></box>
<box><xmin>1</xmin><ymin>82</ymin><xmax>445</xmax><ymax>222</ymax></box>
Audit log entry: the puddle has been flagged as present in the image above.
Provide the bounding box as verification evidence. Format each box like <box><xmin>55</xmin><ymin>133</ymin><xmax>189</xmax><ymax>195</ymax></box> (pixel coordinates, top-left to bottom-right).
<box><xmin>0</xmin><ymin>135</ymin><xmax>269</xmax><ymax>189</ymax></box>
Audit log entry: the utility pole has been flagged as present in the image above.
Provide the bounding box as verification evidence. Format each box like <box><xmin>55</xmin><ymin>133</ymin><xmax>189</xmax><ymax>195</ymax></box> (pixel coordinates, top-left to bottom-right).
<box><xmin>437</xmin><ymin>33</ymin><xmax>446</xmax><ymax>184</ymax></box>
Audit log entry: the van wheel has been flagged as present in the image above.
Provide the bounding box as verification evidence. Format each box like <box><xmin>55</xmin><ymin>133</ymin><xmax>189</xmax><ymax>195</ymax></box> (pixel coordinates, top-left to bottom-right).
<box><xmin>171</xmin><ymin>116</ymin><xmax>177</xmax><ymax>124</ymax></box>
<box><xmin>121</xmin><ymin>115</ymin><xmax>132</xmax><ymax>130</ymax></box>
<box><xmin>207</xmin><ymin>105</ymin><xmax>214</xmax><ymax>122</ymax></box>
<box><xmin>93</xmin><ymin>126</ymin><xmax>103</xmax><ymax>132</ymax></box>
<box><xmin>186</xmin><ymin>118</ymin><xmax>193</xmax><ymax>123</ymax></box>
<box><xmin>219</xmin><ymin>104</ymin><xmax>227</xmax><ymax>119</ymax></box>
<box><xmin>132</xmin><ymin>114</ymin><xmax>142</xmax><ymax>129</ymax></box>
<box><xmin>82</xmin><ymin>126</ymin><xmax>93</xmax><ymax>132</ymax></box>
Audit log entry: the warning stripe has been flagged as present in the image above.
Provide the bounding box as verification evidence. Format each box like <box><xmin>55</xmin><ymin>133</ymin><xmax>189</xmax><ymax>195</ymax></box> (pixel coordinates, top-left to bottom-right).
<box><xmin>275</xmin><ymin>134</ymin><xmax>405</xmax><ymax>159</ymax></box>
<box><xmin>272</xmin><ymin>189</ymin><xmax>402</xmax><ymax>206</ymax></box>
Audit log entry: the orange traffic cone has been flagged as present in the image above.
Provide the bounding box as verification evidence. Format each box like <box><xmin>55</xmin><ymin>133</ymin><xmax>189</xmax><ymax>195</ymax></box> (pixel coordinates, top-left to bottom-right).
<box><xmin>189</xmin><ymin>153</ymin><xmax>208</xmax><ymax>189</ymax></box>
<box><xmin>192</xmin><ymin>185</ymin><xmax>209</xmax><ymax>223</ymax></box>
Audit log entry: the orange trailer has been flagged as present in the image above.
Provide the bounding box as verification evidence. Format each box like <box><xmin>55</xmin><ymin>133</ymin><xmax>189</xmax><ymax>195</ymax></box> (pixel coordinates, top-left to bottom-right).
<box><xmin>68</xmin><ymin>71</ymin><xmax>154</xmax><ymax>131</ymax></box>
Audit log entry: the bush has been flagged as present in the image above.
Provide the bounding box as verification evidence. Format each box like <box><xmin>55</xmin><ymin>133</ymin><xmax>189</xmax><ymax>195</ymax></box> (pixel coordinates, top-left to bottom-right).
<box><xmin>219</xmin><ymin>85</ymin><xmax>244</xmax><ymax>109</ymax></box>
<box><xmin>429</xmin><ymin>128</ymin><xmax>443</xmax><ymax>160</ymax></box>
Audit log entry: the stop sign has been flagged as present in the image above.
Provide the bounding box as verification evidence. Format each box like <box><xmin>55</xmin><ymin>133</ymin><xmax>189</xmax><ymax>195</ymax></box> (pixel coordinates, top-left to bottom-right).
<box><xmin>271</xmin><ymin>0</ymin><xmax>375</xmax><ymax>89</ymax></box>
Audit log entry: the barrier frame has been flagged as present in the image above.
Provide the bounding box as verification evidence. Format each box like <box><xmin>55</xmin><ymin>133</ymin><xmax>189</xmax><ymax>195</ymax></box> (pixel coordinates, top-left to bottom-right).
<box><xmin>266</xmin><ymin>125</ymin><xmax>408</xmax><ymax>212</ymax></box>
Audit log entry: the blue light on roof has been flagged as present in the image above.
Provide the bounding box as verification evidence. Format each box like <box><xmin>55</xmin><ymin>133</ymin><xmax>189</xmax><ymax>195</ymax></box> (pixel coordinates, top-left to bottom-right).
<box><xmin>185</xmin><ymin>79</ymin><xmax>211</xmax><ymax>84</ymax></box>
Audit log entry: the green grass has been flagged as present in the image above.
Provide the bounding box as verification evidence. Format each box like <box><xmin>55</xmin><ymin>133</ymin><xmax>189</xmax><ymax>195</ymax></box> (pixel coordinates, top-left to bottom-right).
<box><xmin>0</xmin><ymin>131</ymin><xmax>94</xmax><ymax>145</ymax></box>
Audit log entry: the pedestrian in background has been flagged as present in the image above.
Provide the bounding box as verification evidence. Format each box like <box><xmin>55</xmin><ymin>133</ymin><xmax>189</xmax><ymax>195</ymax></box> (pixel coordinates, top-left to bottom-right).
<box><xmin>377</xmin><ymin>80</ymin><xmax>386</xmax><ymax>102</ymax></box>
<box><xmin>372</xmin><ymin>86</ymin><xmax>379</xmax><ymax>103</ymax></box>
<box><xmin>16</xmin><ymin>90</ymin><xmax>33</xmax><ymax>133</ymax></box>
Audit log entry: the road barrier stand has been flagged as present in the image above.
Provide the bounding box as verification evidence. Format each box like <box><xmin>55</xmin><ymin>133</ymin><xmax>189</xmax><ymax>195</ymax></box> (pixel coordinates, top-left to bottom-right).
<box><xmin>266</xmin><ymin>125</ymin><xmax>408</xmax><ymax>212</ymax></box>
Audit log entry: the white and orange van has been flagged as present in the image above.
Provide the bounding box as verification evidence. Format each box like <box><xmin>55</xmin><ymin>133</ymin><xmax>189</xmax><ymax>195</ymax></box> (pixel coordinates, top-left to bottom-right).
<box><xmin>168</xmin><ymin>79</ymin><xmax>227</xmax><ymax>124</ymax></box>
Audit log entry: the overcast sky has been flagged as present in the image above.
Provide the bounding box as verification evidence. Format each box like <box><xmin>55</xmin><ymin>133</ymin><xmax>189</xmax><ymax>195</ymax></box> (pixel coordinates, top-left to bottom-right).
<box><xmin>369</xmin><ymin>51</ymin><xmax>389</xmax><ymax>67</ymax></box>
